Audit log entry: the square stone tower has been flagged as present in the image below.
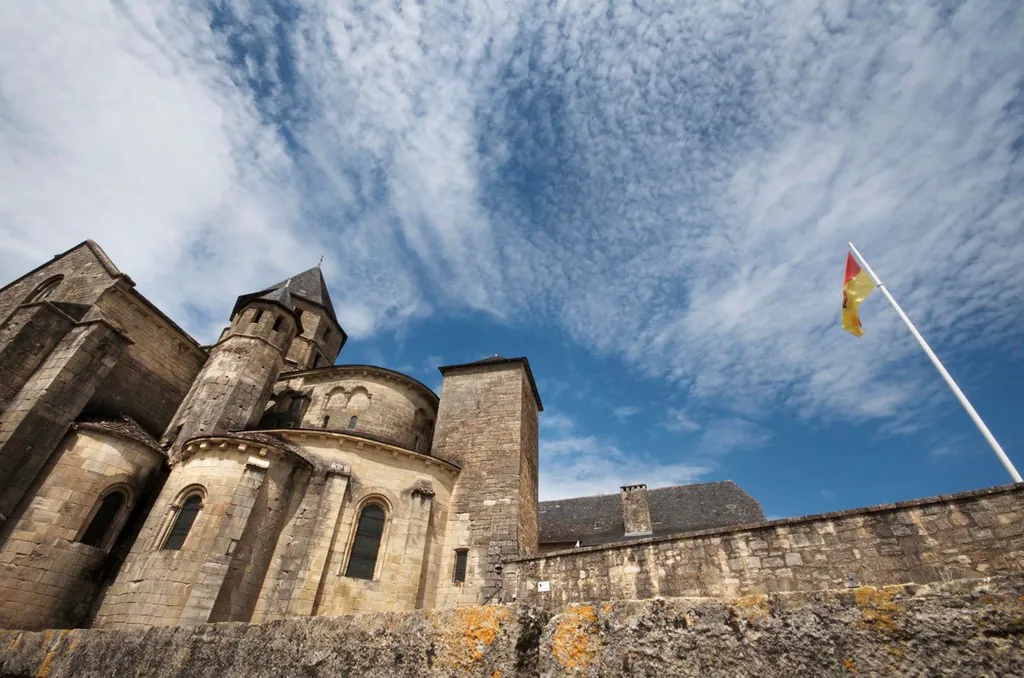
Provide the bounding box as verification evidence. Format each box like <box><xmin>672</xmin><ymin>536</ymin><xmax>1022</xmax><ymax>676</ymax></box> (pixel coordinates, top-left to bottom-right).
<box><xmin>431</xmin><ymin>357</ymin><xmax>541</xmax><ymax>607</ymax></box>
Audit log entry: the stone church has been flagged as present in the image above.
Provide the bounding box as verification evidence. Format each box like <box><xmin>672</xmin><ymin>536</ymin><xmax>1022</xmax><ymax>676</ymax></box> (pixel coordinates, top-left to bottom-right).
<box><xmin>0</xmin><ymin>241</ymin><xmax>762</xmax><ymax>631</ymax></box>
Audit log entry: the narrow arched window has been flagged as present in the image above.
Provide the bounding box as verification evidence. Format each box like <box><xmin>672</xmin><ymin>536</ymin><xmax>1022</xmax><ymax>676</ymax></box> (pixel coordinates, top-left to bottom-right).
<box><xmin>163</xmin><ymin>494</ymin><xmax>202</xmax><ymax>550</ymax></box>
<box><xmin>27</xmin><ymin>275</ymin><xmax>63</xmax><ymax>303</ymax></box>
<box><xmin>322</xmin><ymin>415</ymin><xmax>330</xmax><ymax>428</ymax></box>
<box><xmin>272</xmin><ymin>316</ymin><xmax>283</xmax><ymax>331</ymax></box>
<box><xmin>453</xmin><ymin>548</ymin><xmax>468</xmax><ymax>583</ymax></box>
<box><xmin>78</xmin><ymin>490</ymin><xmax>127</xmax><ymax>548</ymax></box>
<box><xmin>251</xmin><ymin>309</ymin><xmax>263</xmax><ymax>324</ymax></box>
<box><xmin>348</xmin><ymin>415</ymin><xmax>358</xmax><ymax>429</ymax></box>
<box><xmin>344</xmin><ymin>504</ymin><xmax>385</xmax><ymax>580</ymax></box>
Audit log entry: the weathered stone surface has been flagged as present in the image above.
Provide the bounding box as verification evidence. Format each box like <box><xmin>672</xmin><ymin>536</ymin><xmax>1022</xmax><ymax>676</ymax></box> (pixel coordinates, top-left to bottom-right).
<box><xmin>507</xmin><ymin>484</ymin><xmax>1024</xmax><ymax>607</ymax></box>
<box><xmin>2</xmin><ymin>575</ymin><xmax>1022</xmax><ymax>677</ymax></box>
<box><xmin>432</xmin><ymin>358</ymin><xmax>541</xmax><ymax>609</ymax></box>
<box><xmin>273</xmin><ymin>364</ymin><xmax>439</xmax><ymax>453</ymax></box>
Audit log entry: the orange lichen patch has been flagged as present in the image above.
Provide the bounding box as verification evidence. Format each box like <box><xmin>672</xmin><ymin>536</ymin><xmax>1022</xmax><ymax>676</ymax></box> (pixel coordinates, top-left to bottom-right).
<box><xmin>8</xmin><ymin>632</ymin><xmax>23</xmax><ymax>650</ymax></box>
<box><xmin>843</xmin><ymin>658</ymin><xmax>858</xmax><ymax>673</ymax></box>
<box><xmin>552</xmin><ymin>604</ymin><xmax>601</xmax><ymax>670</ymax></box>
<box><xmin>732</xmin><ymin>594</ymin><xmax>770</xmax><ymax>621</ymax></box>
<box><xmin>36</xmin><ymin>629</ymin><xmax>69</xmax><ymax>678</ymax></box>
<box><xmin>433</xmin><ymin>605</ymin><xmax>511</xmax><ymax>669</ymax></box>
<box><xmin>854</xmin><ymin>586</ymin><xmax>901</xmax><ymax>633</ymax></box>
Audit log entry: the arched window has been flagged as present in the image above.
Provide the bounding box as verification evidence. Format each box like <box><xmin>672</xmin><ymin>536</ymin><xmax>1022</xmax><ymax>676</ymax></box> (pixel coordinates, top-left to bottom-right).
<box><xmin>321</xmin><ymin>415</ymin><xmax>330</xmax><ymax>428</ymax></box>
<box><xmin>26</xmin><ymin>275</ymin><xmax>63</xmax><ymax>303</ymax></box>
<box><xmin>452</xmin><ymin>548</ymin><xmax>468</xmax><ymax>583</ymax></box>
<box><xmin>344</xmin><ymin>504</ymin><xmax>386</xmax><ymax>580</ymax></box>
<box><xmin>78</xmin><ymin>489</ymin><xmax>127</xmax><ymax>548</ymax></box>
<box><xmin>348</xmin><ymin>415</ymin><xmax>358</xmax><ymax>429</ymax></box>
<box><xmin>163</xmin><ymin>493</ymin><xmax>203</xmax><ymax>550</ymax></box>
<box><xmin>251</xmin><ymin>309</ymin><xmax>263</xmax><ymax>324</ymax></box>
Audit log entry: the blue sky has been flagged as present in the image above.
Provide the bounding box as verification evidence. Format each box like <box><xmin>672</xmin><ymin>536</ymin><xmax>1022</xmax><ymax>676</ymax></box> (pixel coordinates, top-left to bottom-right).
<box><xmin>2</xmin><ymin>0</ymin><xmax>1023</xmax><ymax>518</ymax></box>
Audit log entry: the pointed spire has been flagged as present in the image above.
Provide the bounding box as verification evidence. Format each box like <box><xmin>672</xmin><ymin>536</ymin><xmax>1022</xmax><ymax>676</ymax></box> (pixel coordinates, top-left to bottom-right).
<box><xmin>264</xmin><ymin>266</ymin><xmax>338</xmax><ymax>324</ymax></box>
<box><xmin>231</xmin><ymin>266</ymin><xmax>339</xmax><ymax>325</ymax></box>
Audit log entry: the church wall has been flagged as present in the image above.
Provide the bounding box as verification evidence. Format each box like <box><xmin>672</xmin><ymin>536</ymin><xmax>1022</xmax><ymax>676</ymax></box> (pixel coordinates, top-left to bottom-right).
<box><xmin>92</xmin><ymin>448</ymin><xmax>253</xmax><ymax>628</ymax></box>
<box><xmin>431</xmin><ymin>361</ymin><xmax>540</xmax><ymax>609</ymax></box>
<box><xmin>518</xmin><ymin>377</ymin><xmax>540</xmax><ymax>557</ymax></box>
<box><xmin>253</xmin><ymin>432</ymin><xmax>457</xmax><ymax>618</ymax></box>
<box><xmin>505</xmin><ymin>484</ymin><xmax>1024</xmax><ymax>608</ymax></box>
<box><xmin>285</xmin><ymin>370</ymin><xmax>437</xmax><ymax>453</ymax></box>
<box><xmin>87</xmin><ymin>285</ymin><xmax>206</xmax><ymax>436</ymax></box>
<box><xmin>0</xmin><ymin>429</ymin><xmax>163</xmax><ymax>630</ymax></box>
<box><xmin>0</xmin><ymin>302</ymin><xmax>77</xmax><ymax>416</ymax></box>
<box><xmin>0</xmin><ymin>243</ymin><xmax>117</xmax><ymax>324</ymax></box>
<box><xmin>164</xmin><ymin>304</ymin><xmax>295</xmax><ymax>453</ymax></box>
<box><xmin>283</xmin><ymin>299</ymin><xmax>344</xmax><ymax>370</ymax></box>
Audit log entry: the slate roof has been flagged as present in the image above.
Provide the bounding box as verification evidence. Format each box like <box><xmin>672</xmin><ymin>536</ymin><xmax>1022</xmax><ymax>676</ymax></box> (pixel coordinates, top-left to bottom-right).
<box><xmin>74</xmin><ymin>416</ymin><xmax>165</xmax><ymax>455</ymax></box>
<box><xmin>231</xmin><ymin>266</ymin><xmax>341</xmax><ymax>328</ymax></box>
<box><xmin>438</xmin><ymin>356</ymin><xmax>543</xmax><ymax>411</ymax></box>
<box><xmin>538</xmin><ymin>481</ymin><xmax>764</xmax><ymax>546</ymax></box>
<box><xmin>271</xmin><ymin>267</ymin><xmax>339</xmax><ymax>324</ymax></box>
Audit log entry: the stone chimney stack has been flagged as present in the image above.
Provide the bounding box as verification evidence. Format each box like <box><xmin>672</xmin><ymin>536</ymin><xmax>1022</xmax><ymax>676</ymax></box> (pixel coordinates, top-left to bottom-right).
<box><xmin>620</xmin><ymin>484</ymin><xmax>653</xmax><ymax>537</ymax></box>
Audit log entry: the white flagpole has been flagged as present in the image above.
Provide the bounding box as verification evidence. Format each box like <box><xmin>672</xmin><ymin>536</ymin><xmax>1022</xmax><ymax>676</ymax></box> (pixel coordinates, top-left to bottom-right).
<box><xmin>847</xmin><ymin>242</ymin><xmax>1022</xmax><ymax>483</ymax></box>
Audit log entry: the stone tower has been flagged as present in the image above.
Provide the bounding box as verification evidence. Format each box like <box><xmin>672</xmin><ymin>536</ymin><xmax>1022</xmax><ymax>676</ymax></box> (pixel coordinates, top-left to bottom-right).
<box><xmin>431</xmin><ymin>357</ymin><xmax>541</xmax><ymax>607</ymax></box>
<box><xmin>255</xmin><ymin>267</ymin><xmax>347</xmax><ymax>372</ymax></box>
<box><xmin>161</xmin><ymin>277</ymin><xmax>303</xmax><ymax>453</ymax></box>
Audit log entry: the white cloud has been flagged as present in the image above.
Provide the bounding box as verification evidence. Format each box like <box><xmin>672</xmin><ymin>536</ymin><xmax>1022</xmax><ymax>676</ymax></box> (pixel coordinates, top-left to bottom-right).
<box><xmin>663</xmin><ymin>407</ymin><xmax>702</xmax><ymax>433</ymax></box>
<box><xmin>2</xmin><ymin>0</ymin><xmax>1021</xmax><ymax>438</ymax></box>
<box><xmin>539</xmin><ymin>413</ymin><xmax>711</xmax><ymax>500</ymax></box>
<box><xmin>612</xmin><ymin>406</ymin><xmax>642</xmax><ymax>420</ymax></box>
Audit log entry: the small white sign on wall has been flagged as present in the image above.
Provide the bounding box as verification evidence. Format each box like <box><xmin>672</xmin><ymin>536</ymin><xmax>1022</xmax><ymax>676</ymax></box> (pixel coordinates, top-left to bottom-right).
<box><xmin>537</xmin><ymin>581</ymin><xmax>550</xmax><ymax>592</ymax></box>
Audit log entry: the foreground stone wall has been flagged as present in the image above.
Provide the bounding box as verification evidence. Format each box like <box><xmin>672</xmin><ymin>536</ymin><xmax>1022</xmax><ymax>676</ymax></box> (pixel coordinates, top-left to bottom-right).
<box><xmin>1</xmin><ymin>575</ymin><xmax>1021</xmax><ymax>677</ymax></box>
<box><xmin>506</xmin><ymin>484</ymin><xmax>1024</xmax><ymax>607</ymax></box>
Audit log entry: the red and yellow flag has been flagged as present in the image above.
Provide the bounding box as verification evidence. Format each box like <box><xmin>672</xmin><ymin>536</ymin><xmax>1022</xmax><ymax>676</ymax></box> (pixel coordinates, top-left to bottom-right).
<box><xmin>841</xmin><ymin>253</ymin><xmax>875</xmax><ymax>336</ymax></box>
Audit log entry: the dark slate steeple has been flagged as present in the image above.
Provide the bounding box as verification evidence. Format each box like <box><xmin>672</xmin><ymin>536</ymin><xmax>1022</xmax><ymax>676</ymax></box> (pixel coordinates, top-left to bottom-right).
<box><xmin>266</xmin><ymin>266</ymin><xmax>338</xmax><ymax>324</ymax></box>
<box><xmin>230</xmin><ymin>266</ymin><xmax>338</xmax><ymax>324</ymax></box>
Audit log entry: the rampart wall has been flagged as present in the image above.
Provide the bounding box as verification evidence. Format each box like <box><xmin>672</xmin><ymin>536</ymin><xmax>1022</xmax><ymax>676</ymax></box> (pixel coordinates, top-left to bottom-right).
<box><xmin>505</xmin><ymin>484</ymin><xmax>1024</xmax><ymax>607</ymax></box>
<box><xmin>1</xmin><ymin>576</ymin><xmax>1021</xmax><ymax>677</ymax></box>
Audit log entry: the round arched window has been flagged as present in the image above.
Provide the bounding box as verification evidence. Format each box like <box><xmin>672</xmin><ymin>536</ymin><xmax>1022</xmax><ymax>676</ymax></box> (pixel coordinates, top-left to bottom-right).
<box><xmin>27</xmin><ymin>275</ymin><xmax>63</xmax><ymax>303</ymax></box>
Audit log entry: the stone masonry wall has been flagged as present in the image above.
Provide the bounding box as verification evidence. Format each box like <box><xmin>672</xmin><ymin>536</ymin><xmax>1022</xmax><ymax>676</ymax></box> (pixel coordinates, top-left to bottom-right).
<box><xmin>2</xmin><ymin>575</ymin><xmax>1022</xmax><ymax>677</ymax></box>
<box><xmin>518</xmin><ymin>376</ymin><xmax>539</xmax><ymax>557</ymax></box>
<box><xmin>264</xmin><ymin>432</ymin><xmax>457</xmax><ymax>619</ymax></box>
<box><xmin>505</xmin><ymin>484</ymin><xmax>1024</xmax><ymax>608</ymax></box>
<box><xmin>432</xmin><ymin>361</ymin><xmax>540</xmax><ymax>609</ymax></box>
<box><xmin>0</xmin><ymin>429</ymin><xmax>163</xmax><ymax>630</ymax></box>
<box><xmin>0</xmin><ymin>319</ymin><xmax>129</xmax><ymax>532</ymax></box>
<box><xmin>164</xmin><ymin>303</ymin><xmax>295</xmax><ymax>454</ymax></box>
<box><xmin>283</xmin><ymin>299</ymin><xmax>344</xmax><ymax>371</ymax></box>
<box><xmin>92</xmin><ymin>448</ymin><xmax>252</xmax><ymax>628</ymax></box>
<box><xmin>0</xmin><ymin>303</ymin><xmax>76</xmax><ymax>416</ymax></box>
<box><xmin>88</xmin><ymin>286</ymin><xmax>206</xmax><ymax>435</ymax></box>
<box><xmin>290</xmin><ymin>370</ymin><xmax>437</xmax><ymax>453</ymax></box>
<box><xmin>0</xmin><ymin>242</ymin><xmax>117</xmax><ymax>324</ymax></box>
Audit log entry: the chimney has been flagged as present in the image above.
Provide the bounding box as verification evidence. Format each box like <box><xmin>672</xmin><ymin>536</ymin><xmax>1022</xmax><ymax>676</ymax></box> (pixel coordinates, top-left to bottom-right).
<box><xmin>620</xmin><ymin>484</ymin><xmax>653</xmax><ymax>537</ymax></box>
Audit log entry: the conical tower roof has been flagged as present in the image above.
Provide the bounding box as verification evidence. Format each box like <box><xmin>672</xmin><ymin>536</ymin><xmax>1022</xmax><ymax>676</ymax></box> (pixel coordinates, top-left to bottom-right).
<box><xmin>265</xmin><ymin>267</ymin><xmax>338</xmax><ymax>324</ymax></box>
<box><xmin>231</xmin><ymin>266</ymin><xmax>339</xmax><ymax>325</ymax></box>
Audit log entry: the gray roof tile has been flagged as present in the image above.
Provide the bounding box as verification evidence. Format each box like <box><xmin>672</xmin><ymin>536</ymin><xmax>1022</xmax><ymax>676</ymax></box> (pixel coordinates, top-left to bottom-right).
<box><xmin>538</xmin><ymin>481</ymin><xmax>764</xmax><ymax>546</ymax></box>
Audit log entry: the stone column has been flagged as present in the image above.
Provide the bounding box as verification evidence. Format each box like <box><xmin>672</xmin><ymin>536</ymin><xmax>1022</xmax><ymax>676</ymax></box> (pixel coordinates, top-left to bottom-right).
<box><xmin>252</xmin><ymin>462</ymin><xmax>351</xmax><ymax>622</ymax></box>
<box><xmin>0</xmin><ymin>318</ymin><xmax>129</xmax><ymax>538</ymax></box>
<box><xmin>621</xmin><ymin>484</ymin><xmax>653</xmax><ymax>537</ymax></box>
<box><xmin>288</xmin><ymin>463</ymin><xmax>350</xmax><ymax>617</ymax></box>
<box><xmin>0</xmin><ymin>302</ymin><xmax>82</xmax><ymax>416</ymax></box>
<box><xmin>178</xmin><ymin>456</ymin><xmax>269</xmax><ymax>625</ymax></box>
<box><xmin>400</xmin><ymin>481</ymin><xmax>435</xmax><ymax>608</ymax></box>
